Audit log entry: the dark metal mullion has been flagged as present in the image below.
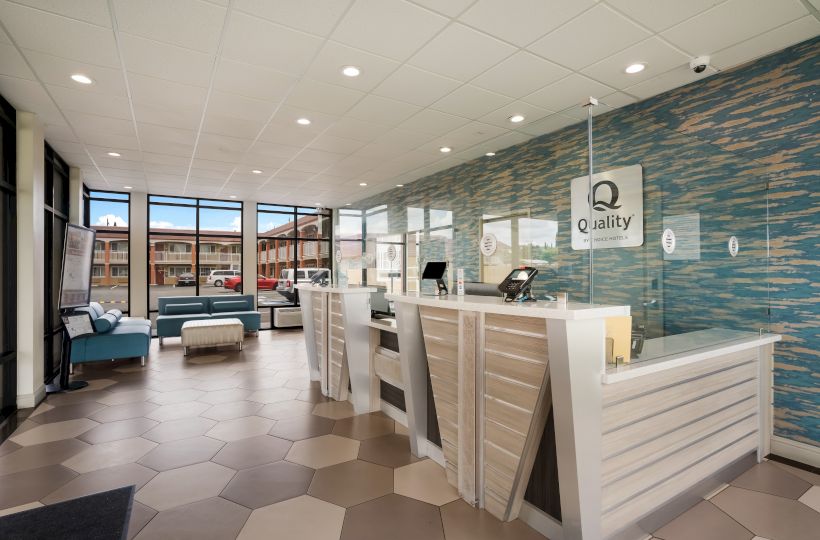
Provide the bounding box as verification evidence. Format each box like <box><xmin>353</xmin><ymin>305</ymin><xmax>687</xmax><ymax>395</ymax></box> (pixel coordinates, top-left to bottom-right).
<box><xmin>195</xmin><ymin>202</ymin><xmax>200</xmax><ymax>297</ymax></box>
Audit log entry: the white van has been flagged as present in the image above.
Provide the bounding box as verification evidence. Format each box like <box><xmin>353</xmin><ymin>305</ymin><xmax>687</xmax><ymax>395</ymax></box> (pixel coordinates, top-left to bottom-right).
<box><xmin>276</xmin><ymin>268</ymin><xmax>329</xmax><ymax>302</ymax></box>
<box><xmin>206</xmin><ymin>269</ymin><xmax>240</xmax><ymax>287</ymax></box>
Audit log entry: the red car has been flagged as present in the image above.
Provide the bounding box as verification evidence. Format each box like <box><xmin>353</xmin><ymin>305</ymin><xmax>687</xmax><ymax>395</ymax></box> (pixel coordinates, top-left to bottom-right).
<box><xmin>224</xmin><ymin>275</ymin><xmax>278</xmax><ymax>293</ymax></box>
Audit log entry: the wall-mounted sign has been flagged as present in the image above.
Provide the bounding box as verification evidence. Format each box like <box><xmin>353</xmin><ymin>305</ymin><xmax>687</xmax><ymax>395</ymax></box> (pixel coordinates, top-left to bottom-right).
<box><xmin>479</xmin><ymin>233</ymin><xmax>497</xmax><ymax>257</ymax></box>
<box><xmin>386</xmin><ymin>245</ymin><xmax>397</xmax><ymax>262</ymax></box>
<box><xmin>571</xmin><ymin>164</ymin><xmax>644</xmax><ymax>250</ymax></box>
<box><xmin>728</xmin><ymin>236</ymin><xmax>739</xmax><ymax>257</ymax></box>
<box><xmin>334</xmin><ymin>249</ymin><xmax>342</xmax><ymax>263</ymax></box>
<box><xmin>662</xmin><ymin>228</ymin><xmax>676</xmax><ymax>254</ymax></box>
<box><xmin>663</xmin><ymin>213</ymin><xmax>701</xmax><ymax>260</ymax></box>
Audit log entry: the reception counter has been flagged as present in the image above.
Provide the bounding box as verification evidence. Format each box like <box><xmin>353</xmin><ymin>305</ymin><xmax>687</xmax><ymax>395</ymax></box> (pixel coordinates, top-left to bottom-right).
<box><xmin>386</xmin><ymin>292</ymin><xmax>780</xmax><ymax>540</ymax></box>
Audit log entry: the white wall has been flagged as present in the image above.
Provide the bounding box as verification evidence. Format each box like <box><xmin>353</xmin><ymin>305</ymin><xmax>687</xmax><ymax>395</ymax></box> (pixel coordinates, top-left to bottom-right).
<box><xmin>242</xmin><ymin>201</ymin><xmax>258</xmax><ymax>305</ymax></box>
<box><xmin>16</xmin><ymin>111</ymin><xmax>45</xmax><ymax>408</ymax></box>
<box><xmin>68</xmin><ymin>167</ymin><xmax>83</xmax><ymax>225</ymax></box>
<box><xmin>129</xmin><ymin>192</ymin><xmax>148</xmax><ymax>318</ymax></box>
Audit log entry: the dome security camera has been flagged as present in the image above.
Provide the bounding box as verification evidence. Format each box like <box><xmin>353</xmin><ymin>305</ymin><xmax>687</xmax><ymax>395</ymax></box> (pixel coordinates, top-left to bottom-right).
<box><xmin>690</xmin><ymin>55</ymin><xmax>711</xmax><ymax>74</ymax></box>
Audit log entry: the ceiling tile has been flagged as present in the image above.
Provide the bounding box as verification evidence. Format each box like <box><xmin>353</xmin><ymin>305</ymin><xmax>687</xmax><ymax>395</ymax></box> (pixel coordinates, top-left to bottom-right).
<box><xmin>605</xmin><ymin>0</ymin><xmax>727</xmax><ymax>33</ymax></box>
<box><xmin>144</xmin><ymin>152</ymin><xmax>190</xmax><ymax>166</ymax></box>
<box><xmin>307</xmin><ymin>134</ymin><xmax>367</xmax><ymax>154</ymax></box>
<box><xmin>44</xmin><ymin>124</ymin><xmax>79</xmax><ymax>143</ymax></box>
<box><xmin>248</xmin><ymin>140</ymin><xmax>302</xmax><ymax>160</ymax></box>
<box><xmin>522</xmin><ymin>74</ymin><xmax>616</xmax><ymax>112</ymax></box>
<box><xmin>331</xmin><ymin>0</ymin><xmax>449</xmax><ymax>61</ymax></box>
<box><xmin>207</xmin><ymin>90</ymin><xmax>277</xmax><ymax>121</ymax></box>
<box><xmin>472</xmin><ymin>50</ymin><xmax>570</xmax><ymax>98</ymax></box>
<box><xmin>305</xmin><ymin>41</ymin><xmax>400</xmax><ymax>92</ymax></box>
<box><xmin>9</xmin><ymin>0</ymin><xmax>112</xmax><ymax>27</ymax></box>
<box><xmin>398</xmin><ymin>109</ymin><xmax>471</xmax><ymax>136</ymax></box>
<box><xmin>459</xmin><ymin>0</ymin><xmax>596</xmax><ymax>47</ymax></box>
<box><xmin>372</xmin><ymin>64</ymin><xmax>461</xmax><ymax>107</ymax></box>
<box><xmin>140</xmin><ymin>138</ymin><xmax>193</xmax><ymax>157</ymax></box>
<box><xmin>128</xmin><ymin>73</ymin><xmax>208</xmax><ymax>109</ymax></box>
<box><xmin>133</xmin><ymin>101</ymin><xmax>202</xmax><ymax>130</ymax></box>
<box><xmin>431</xmin><ymin>84</ymin><xmax>510</xmax><ymax>118</ymax></box>
<box><xmin>345</xmin><ymin>94</ymin><xmax>421</xmax><ymax>125</ymax></box>
<box><xmin>113</xmin><ymin>0</ymin><xmax>226</xmax><ymax>53</ymax></box>
<box><xmin>64</xmin><ymin>110</ymin><xmax>135</xmax><ymax>137</ymax></box>
<box><xmin>661</xmin><ymin>0</ymin><xmax>809</xmax><ymax>56</ymax></box>
<box><xmin>710</xmin><ymin>15</ymin><xmax>820</xmax><ymax>70</ymax></box>
<box><xmin>24</xmin><ymin>49</ymin><xmax>126</xmax><ymax>95</ymax></box>
<box><xmin>213</xmin><ymin>58</ymin><xmax>296</xmax><ymax>102</ymax></box>
<box><xmin>478</xmin><ymin>100</ymin><xmax>552</xmax><ymax>129</ymax></box>
<box><xmin>296</xmin><ymin>148</ymin><xmax>347</xmax><ymax>166</ymax></box>
<box><xmin>623</xmin><ymin>64</ymin><xmax>712</xmax><ymax>100</ymax></box>
<box><xmin>460</xmin><ymin>130</ymin><xmax>531</xmax><ymax>157</ymax></box>
<box><xmin>443</xmin><ymin>120</ymin><xmax>509</xmax><ymax>146</ymax></box>
<box><xmin>79</xmin><ymin>131</ymin><xmax>141</xmax><ymax>150</ymax></box>
<box><xmin>268</xmin><ymin>105</ymin><xmax>338</xmax><ymax>131</ymax></box>
<box><xmin>138</xmin><ymin>123</ymin><xmax>197</xmax><ymax>146</ymax></box>
<box><xmin>285</xmin><ymin>78</ymin><xmax>365</xmax><ymax>115</ymax></box>
<box><xmin>409</xmin><ymin>0</ymin><xmax>475</xmax><ymax>17</ymax></box>
<box><xmin>529</xmin><ymin>4</ymin><xmax>651</xmax><ymax>70</ymax></box>
<box><xmin>580</xmin><ymin>37</ymin><xmax>690</xmax><ymax>90</ymax></box>
<box><xmin>233</xmin><ymin>0</ymin><xmax>350</xmax><ymax>37</ymax></box>
<box><xmin>0</xmin><ymin>76</ymin><xmax>65</xmax><ymax>125</ymax></box>
<box><xmin>408</xmin><ymin>23</ymin><xmax>516</xmax><ymax>81</ymax></box>
<box><xmin>202</xmin><ymin>113</ymin><xmax>266</xmax><ymax>139</ymax></box>
<box><xmin>0</xmin><ymin>2</ymin><xmax>120</xmax><ymax>66</ymax></box>
<box><xmin>121</xmin><ymin>34</ymin><xmax>213</xmax><ymax>87</ymax></box>
<box><xmin>0</xmin><ymin>43</ymin><xmax>36</xmax><ymax>80</ymax></box>
<box><xmin>222</xmin><ymin>11</ymin><xmax>324</xmax><ymax>74</ymax></box>
<box><xmin>47</xmin><ymin>83</ymin><xmax>132</xmax><ymax>119</ymax></box>
<box><xmin>258</xmin><ymin>122</ymin><xmax>319</xmax><ymax>147</ymax></box>
<box><xmin>323</xmin><ymin>117</ymin><xmax>393</xmax><ymax>142</ymax></box>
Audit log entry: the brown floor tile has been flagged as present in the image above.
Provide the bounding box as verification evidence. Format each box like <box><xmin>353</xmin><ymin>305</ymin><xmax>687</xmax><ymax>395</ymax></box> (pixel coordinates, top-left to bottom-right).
<box><xmin>135</xmin><ymin>461</ymin><xmax>236</xmax><ymax>511</ymax></box>
<box><xmin>138</xmin><ymin>436</ymin><xmax>225</xmax><ymax>472</ymax></box>
<box><xmin>441</xmin><ymin>499</ymin><xmax>547</xmax><ymax>540</ymax></box>
<box><xmin>28</xmin><ymin>401</ymin><xmax>107</xmax><ymax>424</ymax></box>
<box><xmin>394</xmin><ymin>459</ymin><xmax>460</xmax><ymax>506</ymax></box>
<box><xmin>141</xmin><ymin>416</ymin><xmax>217</xmax><ymax>443</ymax></box>
<box><xmin>269</xmin><ymin>415</ymin><xmax>335</xmax><ymax>441</ymax></box>
<box><xmin>0</xmin><ymin>464</ymin><xmax>77</xmax><ymax>509</ymax></box>
<box><xmin>146</xmin><ymin>378</ymin><xmax>200</xmax><ymax>392</ymax></box>
<box><xmin>201</xmin><ymin>400</ymin><xmax>263</xmax><ymax>421</ymax></box>
<box><xmin>149</xmin><ymin>388</ymin><xmax>205</xmax><ymax>406</ymax></box>
<box><xmin>308</xmin><ymin>459</ymin><xmax>393</xmax><ymax>508</ymax></box>
<box><xmin>9</xmin><ymin>418</ymin><xmax>99</xmax><ymax>446</ymax></box>
<box><xmin>42</xmin><ymin>462</ymin><xmax>157</xmax><ymax>504</ymax></box>
<box><xmin>770</xmin><ymin>460</ymin><xmax>820</xmax><ymax>486</ymax></box>
<box><xmin>89</xmin><ymin>402</ymin><xmax>158</xmax><ymax>423</ymax></box>
<box><xmin>211</xmin><ymin>435</ymin><xmax>292</xmax><ymax>470</ymax></box>
<box><xmin>134</xmin><ymin>497</ymin><xmax>250</xmax><ymax>540</ymax></box>
<box><xmin>236</xmin><ymin>495</ymin><xmax>344</xmax><ymax>540</ymax></box>
<box><xmin>145</xmin><ymin>401</ymin><xmax>210</xmax><ymax>422</ymax></box>
<box><xmin>127</xmin><ymin>501</ymin><xmax>157</xmax><ymax>540</ymax></box>
<box><xmin>256</xmin><ymin>400</ymin><xmax>315</xmax><ymax>420</ymax></box>
<box><xmin>358</xmin><ymin>433</ymin><xmax>421</xmax><ymax>468</ymax></box>
<box><xmin>332</xmin><ymin>412</ymin><xmax>395</xmax><ymax>441</ymax></box>
<box><xmin>62</xmin><ymin>436</ymin><xmax>157</xmax><ymax>474</ymax></box>
<box><xmin>731</xmin><ymin>461</ymin><xmax>812</xmax><ymax>499</ymax></box>
<box><xmin>220</xmin><ymin>460</ymin><xmax>315</xmax><ymax>509</ymax></box>
<box><xmin>0</xmin><ymin>440</ymin><xmax>21</xmax><ymax>458</ymax></box>
<box><xmin>78</xmin><ymin>417</ymin><xmax>159</xmax><ymax>444</ymax></box>
<box><xmin>340</xmin><ymin>493</ymin><xmax>445</xmax><ymax>540</ymax></box>
<box><xmin>653</xmin><ymin>500</ymin><xmax>752</xmax><ymax>540</ymax></box>
<box><xmin>0</xmin><ymin>438</ymin><xmax>90</xmax><ymax>475</ymax></box>
<box><xmin>96</xmin><ymin>389</ymin><xmax>158</xmax><ymax>406</ymax></box>
<box><xmin>312</xmin><ymin>401</ymin><xmax>356</xmax><ymax>420</ymax></box>
<box><xmin>712</xmin><ymin>486</ymin><xmax>820</xmax><ymax>540</ymax></box>
<box><xmin>197</xmin><ymin>388</ymin><xmax>252</xmax><ymax>405</ymax></box>
<box><xmin>205</xmin><ymin>416</ymin><xmax>275</xmax><ymax>442</ymax></box>
<box><xmin>45</xmin><ymin>389</ymin><xmax>112</xmax><ymax>407</ymax></box>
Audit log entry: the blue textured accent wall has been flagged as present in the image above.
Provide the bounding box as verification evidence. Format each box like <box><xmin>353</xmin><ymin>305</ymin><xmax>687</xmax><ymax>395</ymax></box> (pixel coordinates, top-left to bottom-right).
<box><xmin>351</xmin><ymin>38</ymin><xmax>819</xmax><ymax>447</ymax></box>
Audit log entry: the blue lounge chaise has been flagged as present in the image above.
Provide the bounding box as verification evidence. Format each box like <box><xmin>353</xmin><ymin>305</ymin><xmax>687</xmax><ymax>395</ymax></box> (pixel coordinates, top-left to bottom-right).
<box><xmin>70</xmin><ymin>302</ymin><xmax>152</xmax><ymax>369</ymax></box>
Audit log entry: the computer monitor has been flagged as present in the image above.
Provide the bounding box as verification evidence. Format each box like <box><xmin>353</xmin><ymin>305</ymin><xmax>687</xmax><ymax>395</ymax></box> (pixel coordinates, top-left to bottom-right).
<box><xmin>421</xmin><ymin>261</ymin><xmax>448</xmax><ymax>295</ymax></box>
<box><xmin>370</xmin><ymin>289</ymin><xmax>391</xmax><ymax>315</ymax></box>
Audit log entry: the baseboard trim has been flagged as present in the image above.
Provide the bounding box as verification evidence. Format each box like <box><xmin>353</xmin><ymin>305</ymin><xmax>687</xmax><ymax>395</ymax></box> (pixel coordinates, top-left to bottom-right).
<box><xmin>17</xmin><ymin>384</ymin><xmax>46</xmax><ymax>409</ymax></box>
<box><xmin>519</xmin><ymin>502</ymin><xmax>564</xmax><ymax>540</ymax></box>
<box><xmin>379</xmin><ymin>400</ymin><xmax>408</xmax><ymax>427</ymax></box>
<box><xmin>771</xmin><ymin>435</ymin><xmax>820</xmax><ymax>468</ymax></box>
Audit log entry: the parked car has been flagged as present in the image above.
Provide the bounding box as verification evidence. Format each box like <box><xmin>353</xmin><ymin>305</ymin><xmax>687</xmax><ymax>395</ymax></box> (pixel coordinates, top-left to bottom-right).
<box><xmin>224</xmin><ymin>275</ymin><xmax>278</xmax><ymax>293</ymax></box>
<box><xmin>206</xmin><ymin>269</ymin><xmax>240</xmax><ymax>287</ymax></box>
<box><xmin>276</xmin><ymin>268</ymin><xmax>329</xmax><ymax>302</ymax></box>
<box><xmin>176</xmin><ymin>272</ymin><xmax>196</xmax><ymax>287</ymax></box>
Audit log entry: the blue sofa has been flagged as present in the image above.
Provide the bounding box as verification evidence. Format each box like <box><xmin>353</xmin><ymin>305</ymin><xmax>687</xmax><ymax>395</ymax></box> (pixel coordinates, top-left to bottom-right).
<box><xmin>156</xmin><ymin>295</ymin><xmax>261</xmax><ymax>344</ymax></box>
<box><xmin>70</xmin><ymin>303</ymin><xmax>152</xmax><ymax>368</ymax></box>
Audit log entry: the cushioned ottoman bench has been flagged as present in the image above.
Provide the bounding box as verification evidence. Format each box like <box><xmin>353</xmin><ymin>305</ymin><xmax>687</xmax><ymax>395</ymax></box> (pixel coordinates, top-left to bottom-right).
<box><xmin>181</xmin><ymin>318</ymin><xmax>244</xmax><ymax>356</ymax></box>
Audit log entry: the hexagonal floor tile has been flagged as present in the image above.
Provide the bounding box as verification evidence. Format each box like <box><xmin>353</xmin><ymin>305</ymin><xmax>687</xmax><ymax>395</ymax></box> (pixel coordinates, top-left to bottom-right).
<box><xmin>62</xmin><ymin>437</ymin><xmax>157</xmax><ymax>474</ymax></box>
<box><xmin>256</xmin><ymin>400</ymin><xmax>315</xmax><ymax>420</ymax></box>
<box><xmin>286</xmin><ymin>434</ymin><xmax>360</xmax><ymax>469</ymax></box>
<box><xmin>42</xmin><ymin>463</ymin><xmax>157</xmax><ymax>504</ymax></box>
<box><xmin>89</xmin><ymin>402</ymin><xmax>158</xmax><ymax>423</ymax></box>
<box><xmin>201</xmin><ymin>400</ymin><xmax>264</xmax><ymax>421</ymax></box>
<box><xmin>270</xmin><ymin>415</ymin><xmax>336</xmax><ymax>441</ymax></box>
<box><xmin>149</xmin><ymin>389</ymin><xmax>205</xmax><ymax>406</ymax></box>
<box><xmin>146</xmin><ymin>401</ymin><xmax>210</xmax><ymax>422</ymax></box>
<box><xmin>312</xmin><ymin>401</ymin><xmax>356</xmax><ymax>420</ymax></box>
<box><xmin>9</xmin><ymin>418</ymin><xmax>99</xmax><ymax>446</ymax></box>
<box><xmin>394</xmin><ymin>459</ymin><xmax>459</xmax><ymax>506</ymax></box>
<box><xmin>212</xmin><ymin>435</ymin><xmax>292</xmax><ymax>470</ymax></box>
<box><xmin>187</xmin><ymin>354</ymin><xmax>227</xmax><ymax>364</ymax></box>
<box><xmin>332</xmin><ymin>412</ymin><xmax>395</xmax><ymax>440</ymax></box>
<box><xmin>78</xmin><ymin>417</ymin><xmax>158</xmax><ymax>445</ymax></box>
<box><xmin>440</xmin><ymin>499</ymin><xmax>547</xmax><ymax>540</ymax></box>
<box><xmin>138</xmin><ymin>436</ymin><xmax>225</xmax><ymax>471</ymax></box>
<box><xmin>308</xmin><ymin>459</ymin><xmax>393</xmax><ymax>508</ymax></box>
<box><xmin>340</xmin><ymin>493</ymin><xmax>444</xmax><ymax>540</ymax></box>
<box><xmin>96</xmin><ymin>389</ymin><xmax>158</xmax><ymax>406</ymax></box>
<box><xmin>127</xmin><ymin>501</ymin><xmax>156</xmax><ymax>540</ymax></box>
<box><xmin>26</xmin><ymin>401</ymin><xmax>106</xmax><ymax>424</ymax></box>
<box><xmin>134</xmin><ymin>496</ymin><xmax>250</xmax><ymax>540</ymax></box>
<box><xmin>0</xmin><ymin>438</ymin><xmax>90</xmax><ymax>475</ymax></box>
<box><xmin>141</xmin><ymin>416</ymin><xmax>217</xmax><ymax>444</ymax></box>
<box><xmin>246</xmin><ymin>388</ymin><xmax>300</xmax><ymax>404</ymax></box>
<box><xmin>205</xmin><ymin>416</ymin><xmax>275</xmax><ymax>442</ymax></box>
<box><xmin>221</xmin><ymin>460</ymin><xmax>315</xmax><ymax>509</ymax></box>
<box><xmin>0</xmin><ymin>464</ymin><xmax>77</xmax><ymax>510</ymax></box>
<box><xmin>237</xmin><ymin>495</ymin><xmax>344</xmax><ymax>540</ymax></box>
<box><xmin>358</xmin><ymin>433</ymin><xmax>421</xmax><ymax>469</ymax></box>
<box><xmin>135</xmin><ymin>461</ymin><xmax>236</xmax><ymax>511</ymax></box>
<box><xmin>197</xmin><ymin>388</ymin><xmax>251</xmax><ymax>405</ymax></box>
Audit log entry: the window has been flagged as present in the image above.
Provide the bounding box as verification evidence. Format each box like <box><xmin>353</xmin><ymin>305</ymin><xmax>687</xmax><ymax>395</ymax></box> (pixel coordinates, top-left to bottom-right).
<box><xmin>0</xmin><ymin>93</ymin><xmax>16</xmax><ymax>422</ymax></box>
<box><xmin>148</xmin><ymin>196</ymin><xmax>242</xmax><ymax>331</ymax></box>
<box><xmin>335</xmin><ymin>208</ymin><xmax>363</xmax><ymax>288</ymax></box>
<box><xmin>85</xmin><ymin>189</ymin><xmax>130</xmax><ymax>313</ymax></box>
<box><xmin>257</xmin><ymin>204</ymin><xmax>331</xmax><ymax>329</ymax></box>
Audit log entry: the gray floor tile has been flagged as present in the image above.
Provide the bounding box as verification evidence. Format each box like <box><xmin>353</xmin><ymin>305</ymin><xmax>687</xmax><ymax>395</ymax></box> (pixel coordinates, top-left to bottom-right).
<box><xmin>340</xmin><ymin>493</ymin><xmax>445</xmax><ymax>540</ymax></box>
<box><xmin>0</xmin><ymin>438</ymin><xmax>90</xmax><ymax>476</ymax></box>
<box><xmin>654</xmin><ymin>500</ymin><xmax>753</xmax><ymax>540</ymax></box>
<box><xmin>78</xmin><ymin>417</ymin><xmax>159</xmax><ymax>444</ymax></box>
<box><xmin>211</xmin><ymin>435</ymin><xmax>292</xmax><ymax>470</ymax></box>
<box><xmin>42</xmin><ymin>462</ymin><xmax>157</xmax><ymax>504</ymax></box>
<box><xmin>712</xmin><ymin>486</ymin><xmax>820</xmax><ymax>540</ymax></box>
<box><xmin>731</xmin><ymin>461</ymin><xmax>812</xmax><ymax>499</ymax></box>
<box><xmin>221</xmin><ymin>460</ymin><xmax>315</xmax><ymax>509</ymax></box>
<box><xmin>134</xmin><ymin>497</ymin><xmax>250</xmax><ymax>540</ymax></box>
<box><xmin>0</xmin><ymin>464</ymin><xmax>77</xmax><ymax>509</ymax></box>
<box><xmin>138</xmin><ymin>436</ymin><xmax>225</xmax><ymax>472</ymax></box>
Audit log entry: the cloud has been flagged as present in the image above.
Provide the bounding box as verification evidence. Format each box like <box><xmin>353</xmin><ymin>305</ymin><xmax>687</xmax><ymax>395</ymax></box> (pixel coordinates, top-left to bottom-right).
<box><xmin>96</xmin><ymin>214</ymin><xmax>128</xmax><ymax>227</ymax></box>
<box><xmin>149</xmin><ymin>220</ymin><xmax>195</xmax><ymax>230</ymax></box>
<box><xmin>201</xmin><ymin>216</ymin><xmax>242</xmax><ymax>233</ymax></box>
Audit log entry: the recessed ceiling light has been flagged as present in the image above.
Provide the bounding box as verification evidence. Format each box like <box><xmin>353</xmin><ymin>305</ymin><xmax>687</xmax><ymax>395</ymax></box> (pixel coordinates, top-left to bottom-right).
<box><xmin>229</xmin><ymin>195</ymin><xmax>237</xmax><ymax>199</ymax></box>
<box><xmin>509</xmin><ymin>114</ymin><xmax>525</xmax><ymax>123</ymax></box>
<box><xmin>71</xmin><ymin>74</ymin><xmax>93</xmax><ymax>85</ymax></box>
<box><xmin>625</xmin><ymin>63</ymin><xmax>646</xmax><ymax>74</ymax></box>
<box><xmin>341</xmin><ymin>65</ymin><xmax>361</xmax><ymax>77</ymax></box>
<box><xmin>107</xmin><ymin>151</ymin><xmax>121</xmax><ymax>157</ymax></box>
<box><xmin>123</xmin><ymin>186</ymin><xmax>133</xmax><ymax>190</ymax></box>
<box><xmin>296</xmin><ymin>118</ymin><xmax>311</xmax><ymax>125</ymax></box>
<box><xmin>485</xmin><ymin>152</ymin><xmax>496</xmax><ymax>157</ymax></box>
<box><xmin>396</xmin><ymin>184</ymin><xmax>404</xmax><ymax>187</ymax></box>
<box><xmin>439</xmin><ymin>146</ymin><xmax>452</xmax><ymax>153</ymax></box>
<box><xmin>345</xmin><ymin>203</ymin><xmax>351</xmax><ymax>206</ymax></box>
<box><xmin>251</xmin><ymin>169</ymin><xmax>262</xmax><ymax>174</ymax></box>
<box><xmin>359</xmin><ymin>182</ymin><xmax>367</xmax><ymax>186</ymax></box>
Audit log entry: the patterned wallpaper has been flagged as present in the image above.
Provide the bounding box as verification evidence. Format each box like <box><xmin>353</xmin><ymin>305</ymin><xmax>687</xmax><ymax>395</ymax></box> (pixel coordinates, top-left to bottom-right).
<box><xmin>350</xmin><ymin>37</ymin><xmax>819</xmax><ymax>447</ymax></box>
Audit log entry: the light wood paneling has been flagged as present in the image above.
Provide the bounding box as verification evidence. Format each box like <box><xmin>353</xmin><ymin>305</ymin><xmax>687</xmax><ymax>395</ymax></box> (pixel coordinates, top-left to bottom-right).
<box><xmin>327</xmin><ymin>293</ymin><xmax>349</xmax><ymax>402</ymax></box>
<box><xmin>374</xmin><ymin>346</ymin><xmax>402</xmax><ymax>389</ymax></box>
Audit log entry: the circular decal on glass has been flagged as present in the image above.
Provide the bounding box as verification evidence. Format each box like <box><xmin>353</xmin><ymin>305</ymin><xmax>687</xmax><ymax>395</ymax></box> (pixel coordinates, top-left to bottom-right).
<box><xmin>479</xmin><ymin>233</ymin><xmax>497</xmax><ymax>257</ymax></box>
<box><xmin>386</xmin><ymin>245</ymin><xmax>397</xmax><ymax>262</ymax></box>
<box><xmin>728</xmin><ymin>236</ymin><xmax>739</xmax><ymax>257</ymax></box>
<box><xmin>662</xmin><ymin>228</ymin><xmax>676</xmax><ymax>254</ymax></box>
<box><xmin>334</xmin><ymin>249</ymin><xmax>342</xmax><ymax>263</ymax></box>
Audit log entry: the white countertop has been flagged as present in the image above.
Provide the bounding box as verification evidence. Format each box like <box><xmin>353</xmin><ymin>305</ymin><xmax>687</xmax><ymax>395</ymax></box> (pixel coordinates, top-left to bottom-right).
<box><xmin>295</xmin><ymin>284</ymin><xmax>376</xmax><ymax>294</ymax></box>
<box><xmin>385</xmin><ymin>292</ymin><xmax>629</xmax><ymax>320</ymax></box>
<box><xmin>603</xmin><ymin>328</ymin><xmax>781</xmax><ymax>384</ymax></box>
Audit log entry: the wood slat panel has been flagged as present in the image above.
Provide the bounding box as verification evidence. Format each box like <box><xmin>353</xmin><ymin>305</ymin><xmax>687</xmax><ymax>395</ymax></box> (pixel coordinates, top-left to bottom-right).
<box><xmin>485</xmin><ymin>464</ymin><xmax>515</xmax><ymax>503</ymax></box>
<box><xmin>374</xmin><ymin>349</ymin><xmax>402</xmax><ymax>388</ymax></box>
<box><xmin>485</xmin><ymin>440</ymin><xmax>518</xmax><ymax>479</ymax></box>
<box><xmin>485</xmin><ymin>330</ymin><xmax>549</xmax><ymax>360</ymax></box>
<box><xmin>485</xmin><ymin>313</ymin><xmax>547</xmax><ymax>337</ymax></box>
<box><xmin>421</xmin><ymin>306</ymin><xmax>459</xmax><ymax>323</ymax></box>
<box><xmin>485</xmin><ymin>375</ymin><xmax>539</xmax><ymax>412</ymax></box>
<box><xmin>485</xmin><ymin>395</ymin><xmax>533</xmax><ymax>437</ymax></box>
<box><xmin>485</xmin><ymin>352</ymin><xmax>547</xmax><ymax>393</ymax></box>
<box><xmin>428</xmin><ymin>354</ymin><xmax>457</xmax><ymax>382</ymax></box>
<box><xmin>485</xmin><ymin>417</ymin><xmax>526</xmax><ymax>459</ymax></box>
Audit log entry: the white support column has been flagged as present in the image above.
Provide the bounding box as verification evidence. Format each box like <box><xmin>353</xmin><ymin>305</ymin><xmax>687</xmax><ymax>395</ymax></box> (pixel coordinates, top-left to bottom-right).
<box><xmin>68</xmin><ymin>167</ymin><xmax>83</xmax><ymax>225</ymax></box>
<box><xmin>129</xmin><ymin>192</ymin><xmax>148</xmax><ymax>318</ymax></box>
<box><xmin>395</xmin><ymin>301</ymin><xmax>429</xmax><ymax>458</ymax></box>
<box><xmin>16</xmin><ymin>111</ymin><xmax>45</xmax><ymax>408</ymax></box>
<box><xmin>242</xmin><ymin>201</ymin><xmax>257</xmax><ymax>306</ymax></box>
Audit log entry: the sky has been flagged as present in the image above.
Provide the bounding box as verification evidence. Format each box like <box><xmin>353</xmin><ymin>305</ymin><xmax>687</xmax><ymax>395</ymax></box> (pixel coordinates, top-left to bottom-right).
<box><xmin>90</xmin><ymin>201</ymin><xmax>243</xmax><ymax>232</ymax></box>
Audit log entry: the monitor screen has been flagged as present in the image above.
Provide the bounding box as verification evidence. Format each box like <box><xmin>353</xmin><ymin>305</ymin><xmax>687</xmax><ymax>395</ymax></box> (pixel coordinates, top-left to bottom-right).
<box><xmin>421</xmin><ymin>261</ymin><xmax>447</xmax><ymax>280</ymax></box>
<box><xmin>370</xmin><ymin>289</ymin><xmax>391</xmax><ymax>314</ymax></box>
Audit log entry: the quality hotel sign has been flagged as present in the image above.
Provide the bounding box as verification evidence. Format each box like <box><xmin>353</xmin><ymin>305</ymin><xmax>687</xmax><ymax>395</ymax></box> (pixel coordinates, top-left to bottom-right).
<box><xmin>571</xmin><ymin>164</ymin><xmax>644</xmax><ymax>250</ymax></box>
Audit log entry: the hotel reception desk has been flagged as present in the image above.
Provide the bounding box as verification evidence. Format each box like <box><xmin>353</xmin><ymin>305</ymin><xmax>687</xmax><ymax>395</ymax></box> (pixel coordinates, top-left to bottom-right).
<box><xmin>385</xmin><ymin>292</ymin><xmax>780</xmax><ymax>540</ymax></box>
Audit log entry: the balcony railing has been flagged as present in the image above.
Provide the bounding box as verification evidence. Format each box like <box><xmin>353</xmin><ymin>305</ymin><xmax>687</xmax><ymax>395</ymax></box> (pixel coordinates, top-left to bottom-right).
<box><xmin>199</xmin><ymin>253</ymin><xmax>241</xmax><ymax>264</ymax></box>
<box><xmin>154</xmin><ymin>251</ymin><xmax>193</xmax><ymax>262</ymax></box>
<box><xmin>93</xmin><ymin>251</ymin><xmax>105</xmax><ymax>263</ymax></box>
<box><xmin>109</xmin><ymin>251</ymin><xmax>128</xmax><ymax>262</ymax></box>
